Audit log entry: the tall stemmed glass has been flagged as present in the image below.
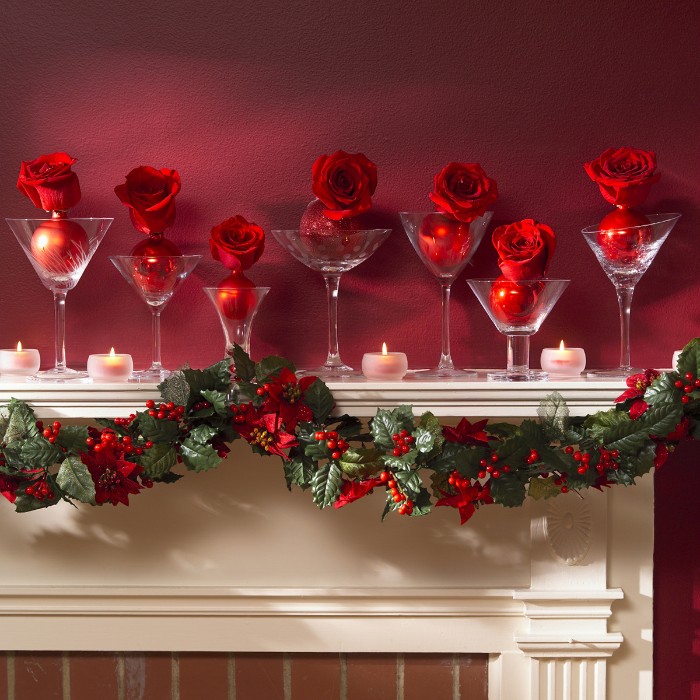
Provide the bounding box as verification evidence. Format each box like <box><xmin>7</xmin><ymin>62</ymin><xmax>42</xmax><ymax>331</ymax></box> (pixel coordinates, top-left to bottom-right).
<box><xmin>110</xmin><ymin>255</ymin><xmax>201</xmax><ymax>381</ymax></box>
<box><xmin>468</xmin><ymin>279</ymin><xmax>569</xmax><ymax>381</ymax></box>
<box><xmin>271</xmin><ymin>229</ymin><xmax>391</xmax><ymax>377</ymax></box>
<box><xmin>6</xmin><ymin>216</ymin><xmax>112</xmax><ymax>381</ymax></box>
<box><xmin>582</xmin><ymin>213</ymin><xmax>680</xmax><ymax>377</ymax></box>
<box><xmin>400</xmin><ymin>211</ymin><xmax>491</xmax><ymax>376</ymax></box>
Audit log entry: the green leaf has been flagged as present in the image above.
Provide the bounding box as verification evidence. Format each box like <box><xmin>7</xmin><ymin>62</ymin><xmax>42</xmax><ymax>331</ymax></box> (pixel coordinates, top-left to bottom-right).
<box><xmin>426</xmin><ymin>441</ymin><xmax>469</xmax><ymax>473</ymax></box>
<box><xmin>139</xmin><ymin>443</ymin><xmax>178</xmax><ymax>479</ymax></box>
<box><xmin>413</xmin><ymin>426</ymin><xmax>435</xmax><ymax>454</ymax></box>
<box><xmin>370</xmin><ymin>409</ymin><xmax>400</xmax><ymax>450</ymax></box>
<box><xmin>158</xmin><ymin>371</ymin><xmax>190</xmax><ymax>408</ymax></box>
<box><xmin>137</xmin><ymin>412</ymin><xmax>180</xmax><ymax>443</ymax></box>
<box><xmin>20</xmin><ymin>438</ymin><xmax>63</xmax><ymax>469</ymax></box>
<box><xmin>418</xmin><ymin>411</ymin><xmax>445</xmax><ymax>452</ymax></box>
<box><xmin>56</xmin><ymin>456</ymin><xmax>96</xmax><ymax>504</ymax></box>
<box><xmin>304</xmin><ymin>379</ymin><xmax>335</xmax><ymax>423</ymax></box>
<box><xmin>284</xmin><ymin>456</ymin><xmax>315</xmax><ymax>490</ymax></box>
<box><xmin>644</xmin><ymin>372</ymin><xmax>679</xmax><ymax>406</ymax></box>
<box><xmin>4</xmin><ymin>399</ymin><xmax>39</xmax><ymax>444</ymax></box>
<box><xmin>179</xmin><ymin>439</ymin><xmax>222</xmax><ymax>473</ymax></box>
<box><xmin>496</xmin><ymin>420</ymin><xmax>547</xmax><ymax>467</ymax></box>
<box><xmin>430</xmin><ymin>471</ymin><xmax>450</xmax><ymax>498</ymax></box>
<box><xmin>14</xmin><ymin>491</ymin><xmax>61</xmax><ymax>512</ymax></box>
<box><xmin>188</xmin><ymin>424</ymin><xmax>218</xmax><ymax>444</ymax></box>
<box><xmin>410</xmin><ymin>488</ymin><xmax>433</xmax><ymax>517</ymax></box>
<box><xmin>255</xmin><ymin>355</ymin><xmax>296</xmax><ymax>382</ymax></box>
<box><xmin>394</xmin><ymin>469</ymin><xmax>422</xmax><ymax>498</ymax></box>
<box><xmin>311</xmin><ymin>462</ymin><xmax>342</xmax><ymax>508</ymax></box>
<box><xmin>537</xmin><ymin>392</ymin><xmax>569</xmax><ymax>441</ymax></box>
<box><xmin>676</xmin><ymin>338</ymin><xmax>700</xmax><ymax>377</ymax></box>
<box><xmin>338</xmin><ymin>447</ymin><xmax>384</xmax><ymax>478</ymax></box>
<box><xmin>487</xmin><ymin>422</ymin><xmax>519</xmax><ymax>439</ymax></box>
<box><xmin>528</xmin><ymin>476</ymin><xmax>561</xmax><ymax>500</ymax></box>
<box><xmin>391</xmin><ymin>405</ymin><xmax>416</xmax><ymax>432</ymax></box>
<box><xmin>489</xmin><ymin>475</ymin><xmax>527</xmax><ymax>508</ymax></box>
<box><xmin>231</xmin><ymin>344</ymin><xmax>256</xmax><ymax>382</ymax></box>
<box><xmin>55</xmin><ymin>426</ymin><xmax>89</xmax><ymax>454</ymax></box>
<box><xmin>200</xmin><ymin>390</ymin><xmax>229</xmax><ymax>417</ymax></box>
<box><xmin>182</xmin><ymin>360</ymin><xmax>231</xmax><ymax>407</ymax></box>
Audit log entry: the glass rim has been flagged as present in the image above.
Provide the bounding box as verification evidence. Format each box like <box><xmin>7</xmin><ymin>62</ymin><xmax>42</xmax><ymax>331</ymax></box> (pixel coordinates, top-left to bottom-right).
<box><xmin>202</xmin><ymin>285</ymin><xmax>270</xmax><ymax>291</ymax></box>
<box><xmin>109</xmin><ymin>254</ymin><xmax>202</xmax><ymax>260</ymax></box>
<box><xmin>581</xmin><ymin>212</ymin><xmax>681</xmax><ymax>235</ymax></box>
<box><xmin>6</xmin><ymin>217</ymin><xmax>114</xmax><ymax>223</ymax></box>
<box><xmin>398</xmin><ymin>210</ymin><xmax>493</xmax><ymax>216</ymax></box>
<box><xmin>271</xmin><ymin>228</ymin><xmax>392</xmax><ymax>235</ymax></box>
<box><xmin>467</xmin><ymin>278</ymin><xmax>570</xmax><ymax>283</ymax></box>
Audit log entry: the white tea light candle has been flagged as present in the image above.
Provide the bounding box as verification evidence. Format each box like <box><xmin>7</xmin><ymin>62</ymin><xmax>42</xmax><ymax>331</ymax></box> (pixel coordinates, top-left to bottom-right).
<box><xmin>0</xmin><ymin>342</ymin><xmax>40</xmax><ymax>377</ymax></box>
<box><xmin>87</xmin><ymin>348</ymin><xmax>133</xmax><ymax>383</ymax></box>
<box><xmin>362</xmin><ymin>343</ymin><xmax>408</xmax><ymax>381</ymax></box>
<box><xmin>540</xmin><ymin>340</ymin><xmax>586</xmax><ymax>377</ymax></box>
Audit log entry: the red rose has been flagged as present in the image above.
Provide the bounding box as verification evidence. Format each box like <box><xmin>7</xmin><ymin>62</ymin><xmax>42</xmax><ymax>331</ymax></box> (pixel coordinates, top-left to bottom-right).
<box><xmin>429</xmin><ymin>162</ymin><xmax>498</xmax><ymax>223</ymax></box>
<box><xmin>17</xmin><ymin>152</ymin><xmax>81</xmax><ymax>212</ymax></box>
<box><xmin>114</xmin><ymin>166</ymin><xmax>181</xmax><ymax>235</ymax></box>
<box><xmin>584</xmin><ymin>147</ymin><xmax>660</xmax><ymax>207</ymax></box>
<box><xmin>492</xmin><ymin>219</ymin><xmax>556</xmax><ymax>280</ymax></box>
<box><xmin>210</xmin><ymin>215</ymin><xmax>265</xmax><ymax>271</ymax></box>
<box><xmin>311</xmin><ymin>150</ymin><xmax>377</xmax><ymax>220</ymax></box>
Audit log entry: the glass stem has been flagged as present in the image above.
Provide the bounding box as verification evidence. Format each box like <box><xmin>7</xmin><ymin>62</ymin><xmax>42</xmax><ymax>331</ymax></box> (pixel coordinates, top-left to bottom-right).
<box><xmin>151</xmin><ymin>309</ymin><xmax>163</xmax><ymax>370</ymax></box>
<box><xmin>324</xmin><ymin>274</ymin><xmax>343</xmax><ymax>368</ymax></box>
<box><xmin>53</xmin><ymin>291</ymin><xmax>68</xmax><ymax>372</ymax></box>
<box><xmin>616</xmin><ymin>285</ymin><xmax>634</xmax><ymax>371</ymax></box>
<box><xmin>438</xmin><ymin>282</ymin><xmax>455</xmax><ymax>370</ymax></box>
<box><xmin>507</xmin><ymin>335</ymin><xmax>530</xmax><ymax>374</ymax></box>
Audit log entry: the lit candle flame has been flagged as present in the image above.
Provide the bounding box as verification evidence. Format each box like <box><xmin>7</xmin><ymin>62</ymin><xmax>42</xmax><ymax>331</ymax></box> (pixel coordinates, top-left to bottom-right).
<box><xmin>109</xmin><ymin>347</ymin><xmax>116</xmax><ymax>357</ymax></box>
<box><xmin>559</xmin><ymin>340</ymin><xmax>565</xmax><ymax>351</ymax></box>
<box><xmin>382</xmin><ymin>342</ymin><xmax>388</xmax><ymax>355</ymax></box>
<box><xmin>16</xmin><ymin>341</ymin><xmax>22</xmax><ymax>352</ymax></box>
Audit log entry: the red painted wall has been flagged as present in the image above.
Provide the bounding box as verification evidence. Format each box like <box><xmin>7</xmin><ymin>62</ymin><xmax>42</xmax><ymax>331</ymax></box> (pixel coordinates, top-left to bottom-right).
<box><xmin>2</xmin><ymin>0</ymin><xmax>699</xmax><ymax>694</ymax></box>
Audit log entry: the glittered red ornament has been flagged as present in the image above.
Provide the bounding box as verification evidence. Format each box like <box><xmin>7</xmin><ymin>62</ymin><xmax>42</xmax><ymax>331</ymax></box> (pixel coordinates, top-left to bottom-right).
<box><xmin>489</xmin><ymin>279</ymin><xmax>539</xmax><ymax>324</ymax></box>
<box><xmin>418</xmin><ymin>213</ymin><xmax>473</xmax><ymax>269</ymax></box>
<box><xmin>299</xmin><ymin>199</ymin><xmax>365</xmax><ymax>260</ymax></box>
<box><xmin>30</xmin><ymin>218</ymin><xmax>89</xmax><ymax>274</ymax></box>
<box><xmin>129</xmin><ymin>235</ymin><xmax>182</xmax><ymax>295</ymax></box>
<box><xmin>596</xmin><ymin>207</ymin><xmax>651</xmax><ymax>263</ymax></box>
<box><xmin>216</xmin><ymin>270</ymin><xmax>256</xmax><ymax>320</ymax></box>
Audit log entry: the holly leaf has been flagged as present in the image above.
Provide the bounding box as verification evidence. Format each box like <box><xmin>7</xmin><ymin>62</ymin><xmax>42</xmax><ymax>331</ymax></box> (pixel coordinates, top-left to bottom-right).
<box><xmin>426</xmin><ymin>441</ymin><xmax>469</xmax><ymax>473</ymax></box>
<box><xmin>311</xmin><ymin>462</ymin><xmax>342</xmax><ymax>508</ymax></box>
<box><xmin>496</xmin><ymin>420</ymin><xmax>547</xmax><ymax>466</ymax></box>
<box><xmin>489</xmin><ymin>475</ymin><xmax>526</xmax><ymax>507</ymax></box>
<box><xmin>20</xmin><ymin>437</ymin><xmax>63</xmax><ymax>469</ymax></box>
<box><xmin>410</xmin><ymin>488</ymin><xmax>433</xmax><ymax>517</ymax></box>
<box><xmin>418</xmin><ymin>411</ymin><xmax>445</xmax><ymax>452</ymax></box>
<box><xmin>139</xmin><ymin>443</ymin><xmax>178</xmax><ymax>479</ymax></box>
<box><xmin>137</xmin><ymin>412</ymin><xmax>180</xmax><ymax>443</ymax></box>
<box><xmin>430</xmin><ymin>471</ymin><xmax>450</xmax><ymax>498</ymax></box>
<box><xmin>644</xmin><ymin>372</ymin><xmax>679</xmax><ymax>406</ymax></box>
<box><xmin>200</xmin><ymin>390</ymin><xmax>229</xmax><ymax>417</ymax></box>
<box><xmin>412</xmin><ymin>426</ymin><xmax>435</xmax><ymax>454</ymax></box>
<box><xmin>255</xmin><ymin>355</ymin><xmax>296</xmax><ymax>382</ymax></box>
<box><xmin>486</xmin><ymin>422</ymin><xmax>519</xmax><ymax>439</ymax></box>
<box><xmin>304</xmin><ymin>379</ymin><xmax>335</xmax><ymax>423</ymax></box>
<box><xmin>370</xmin><ymin>409</ymin><xmax>400</xmax><ymax>450</ymax></box>
<box><xmin>179</xmin><ymin>439</ymin><xmax>221</xmax><ymax>473</ymax></box>
<box><xmin>182</xmin><ymin>360</ymin><xmax>231</xmax><ymax>407</ymax></box>
<box><xmin>14</xmin><ymin>491</ymin><xmax>61</xmax><ymax>512</ymax></box>
<box><xmin>188</xmin><ymin>424</ymin><xmax>218</xmax><ymax>444</ymax></box>
<box><xmin>391</xmin><ymin>405</ymin><xmax>415</xmax><ymax>432</ymax></box>
<box><xmin>55</xmin><ymin>426</ymin><xmax>89</xmax><ymax>455</ymax></box>
<box><xmin>676</xmin><ymin>338</ymin><xmax>700</xmax><ymax>377</ymax></box>
<box><xmin>538</xmin><ymin>392</ymin><xmax>569</xmax><ymax>441</ymax></box>
<box><xmin>4</xmin><ymin>399</ymin><xmax>39</xmax><ymax>444</ymax></box>
<box><xmin>528</xmin><ymin>476</ymin><xmax>563</xmax><ymax>500</ymax></box>
<box><xmin>158</xmin><ymin>371</ymin><xmax>190</xmax><ymax>408</ymax></box>
<box><xmin>284</xmin><ymin>456</ymin><xmax>315</xmax><ymax>490</ymax></box>
<box><xmin>231</xmin><ymin>344</ymin><xmax>256</xmax><ymax>382</ymax></box>
<box><xmin>338</xmin><ymin>447</ymin><xmax>384</xmax><ymax>478</ymax></box>
<box><xmin>394</xmin><ymin>469</ymin><xmax>422</xmax><ymax>499</ymax></box>
<box><xmin>56</xmin><ymin>455</ymin><xmax>96</xmax><ymax>504</ymax></box>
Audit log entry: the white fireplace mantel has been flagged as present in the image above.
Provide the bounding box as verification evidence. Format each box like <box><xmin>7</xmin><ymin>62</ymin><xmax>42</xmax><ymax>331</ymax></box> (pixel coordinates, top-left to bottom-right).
<box><xmin>0</xmin><ymin>377</ymin><xmax>651</xmax><ymax>700</ymax></box>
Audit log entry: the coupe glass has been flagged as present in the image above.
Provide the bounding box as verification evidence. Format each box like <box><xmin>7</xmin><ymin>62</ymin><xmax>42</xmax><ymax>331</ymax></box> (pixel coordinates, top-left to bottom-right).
<box><xmin>271</xmin><ymin>228</ymin><xmax>391</xmax><ymax>377</ymax></box>
<box><xmin>110</xmin><ymin>255</ymin><xmax>201</xmax><ymax>381</ymax></box>
<box><xmin>6</xmin><ymin>217</ymin><xmax>112</xmax><ymax>381</ymax></box>
<box><xmin>400</xmin><ymin>211</ymin><xmax>492</xmax><ymax>376</ymax></box>
<box><xmin>468</xmin><ymin>279</ymin><xmax>569</xmax><ymax>381</ymax></box>
<box><xmin>582</xmin><ymin>213</ymin><xmax>680</xmax><ymax>377</ymax></box>
<box><xmin>203</xmin><ymin>287</ymin><xmax>270</xmax><ymax>358</ymax></box>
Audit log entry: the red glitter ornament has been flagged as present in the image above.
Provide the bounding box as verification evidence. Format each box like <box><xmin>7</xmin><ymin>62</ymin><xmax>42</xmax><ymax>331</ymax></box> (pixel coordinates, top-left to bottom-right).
<box><xmin>30</xmin><ymin>218</ymin><xmax>89</xmax><ymax>274</ymax></box>
<box><xmin>299</xmin><ymin>199</ymin><xmax>365</xmax><ymax>260</ymax></box>
<box><xmin>216</xmin><ymin>270</ymin><xmax>256</xmax><ymax>320</ymax></box>
<box><xmin>596</xmin><ymin>207</ymin><xmax>651</xmax><ymax>263</ymax></box>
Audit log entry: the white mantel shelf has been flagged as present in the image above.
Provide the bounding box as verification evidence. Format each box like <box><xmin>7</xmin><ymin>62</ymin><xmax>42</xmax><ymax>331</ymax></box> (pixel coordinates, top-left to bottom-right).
<box><xmin>0</xmin><ymin>374</ymin><xmax>626</xmax><ymax>418</ymax></box>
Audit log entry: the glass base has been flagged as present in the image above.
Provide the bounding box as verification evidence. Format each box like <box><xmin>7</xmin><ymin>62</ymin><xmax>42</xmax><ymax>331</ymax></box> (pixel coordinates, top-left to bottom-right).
<box><xmin>587</xmin><ymin>367</ymin><xmax>641</xmax><ymax>379</ymax></box>
<box><xmin>130</xmin><ymin>367</ymin><xmax>172</xmax><ymax>382</ymax></box>
<box><xmin>487</xmin><ymin>369</ymin><xmax>548</xmax><ymax>382</ymax></box>
<box><xmin>28</xmin><ymin>368</ymin><xmax>89</xmax><ymax>383</ymax></box>
<box><xmin>410</xmin><ymin>367</ymin><xmax>478</xmax><ymax>378</ymax></box>
<box><xmin>298</xmin><ymin>364</ymin><xmax>356</xmax><ymax>379</ymax></box>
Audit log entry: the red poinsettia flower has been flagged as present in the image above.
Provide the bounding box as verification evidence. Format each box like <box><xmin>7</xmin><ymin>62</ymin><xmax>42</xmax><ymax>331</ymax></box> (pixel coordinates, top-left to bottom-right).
<box><xmin>0</xmin><ymin>475</ymin><xmax>19</xmax><ymax>504</ymax></box>
<box><xmin>442</xmin><ymin>418</ymin><xmax>490</xmax><ymax>445</ymax></box>
<box><xmin>436</xmin><ymin>480</ymin><xmax>493</xmax><ymax>525</ymax></box>
<box><xmin>81</xmin><ymin>449</ymin><xmax>143</xmax><ymax>506</ymax></box>
<box><xmin>614</xmin><ymin>369</ymin><xmax>660</xmax><ymax>420</ymax></box>
<box><xmin>262</xmin><ymin>367</ymin><xmax>318</xmax><ymax>431</ymax></box>
<box><xmin>665</xmin><ymin>418</ymin><xmax>690</xmax><ymax>442</ymax></box>
<box><xmin>235</xmin><ymin>411</ymin><xmax>298</xmax><ymax>460</ymax></box>
<box><xmin>653</xmin><ymin>442</ymin><xmax>670</xmax><ymax>469</ymax></box>
<box><xmin>333</xmin><ymin>477</ymin><xmax>383</xmax><ymax>509</ymax></box>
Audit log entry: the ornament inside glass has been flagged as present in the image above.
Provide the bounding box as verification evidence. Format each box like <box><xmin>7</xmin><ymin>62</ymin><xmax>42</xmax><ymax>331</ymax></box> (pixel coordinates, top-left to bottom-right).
<box><xmin>299</xmin><ymin>198</ymin><xmax>367</xmax><ymax>260</ymax></box>
<box><xmin>596</xmin><ymin>207</ymin><xmax>652</xmax><ymax>263</ymax></box>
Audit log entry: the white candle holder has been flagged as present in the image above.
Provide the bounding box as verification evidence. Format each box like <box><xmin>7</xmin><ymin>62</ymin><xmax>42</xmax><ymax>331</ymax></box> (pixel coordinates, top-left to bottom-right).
<box><xmin>540</xmin><ymin>345</ymin><xmax>586</xmax><ymax>377</ymax></box>
<box><xmin>0</xmin><ymin>345</ymin><xmax>41</xmax><ymax>377</ymax></box>
<box><xmin>87</xmin><ymin>350</ymin><xmax>134</xmax><ymax>383</ymax></box>
<box><xmin>362</xmin><ymin>346</ymin><xmax>408</xmax><ymax>381</ymax></box>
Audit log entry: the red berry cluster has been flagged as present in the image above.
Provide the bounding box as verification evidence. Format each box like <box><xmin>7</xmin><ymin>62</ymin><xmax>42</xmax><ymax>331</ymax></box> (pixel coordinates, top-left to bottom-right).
<box><xmin>391</xmin><ymin>430</ymin><xmax>415</xmax><ymax>457</ymax></box>
<box><xmin>476</xmin><ymin>452</ymin><xmax>511</xmax><ymax>480</ymax></box>
<box><xmin>378</xmin><ymin>470</ymin><xmax>413</xmax><ymax>515</ymax></box>
<box><xmin>114</xmin><ymin>414</ymin><xmax>137</xmax><ymax>428</ymax></box>
<box><xmin>145</xmin><ymin>400</ymin><xmax>185</xmax><ymax>421</ymax></box>
<box><xmin>255</xmin><ymin>383</ymin><xmax>271</xmax><ymax>397</ymax></box>
<box><xmin>40</xmin><ymin>420</ymin><xmax>62</xmax><ymax>444</ymax></box>
<box><xmin>25</xmin><ymin>478</ymin><xmax>54</xmax><ymax>501</ymax></box>
<box><xmin>232</xmin><ymin>403</ymin><xmax>250</xmax><ymax>424</ymax></box>
<box><xmin>675</xmin><ymin>372</ymin><xmax>700</xmax><ymax>404</ymax></box>
<box><xmin>192</xmin><ymin>400</ymin><xmax>213</xmax><ymax>412</ymax></box>
<box><xmin>87</xmin><ymin>428</ymin><xmax>150</xmax><ymax>456</ymax></box>
<box><xmin>564</xmin><ymin>445</ymin><xmax>620</xmax><ymax>475</ymax></box>
<box><xmin>314</xmin><ymin>430</ymin><xmax>349</xmax><ymax>460</ymax></box>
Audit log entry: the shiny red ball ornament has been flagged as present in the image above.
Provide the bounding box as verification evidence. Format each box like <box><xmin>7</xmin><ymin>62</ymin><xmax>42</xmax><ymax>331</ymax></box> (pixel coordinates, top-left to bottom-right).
<box><xmin>596</xmin><ymin>207</ymin><xmax>651</xmax><ymax>263</ymax></box>
<box><xmin>418</xmin><ymin>213</ymin><xmax>473</xmax><ymax>269</ymax></box>
<box><xmin>129</xmin><ymin>235</ymin><xmax>182</xmax><ymax>295</ymax></box>
<box><xmin>489</xmin><ymin>279</ymin><xmax>538</xmax><ymax>324</ymax></box>
<box><xmin>30</xmin><ymin>219</ymin><xmax>89</xmax><ymax>274</ymax></box>
<box><xmin>216</xmin><ymin>270</ymin><xmax>256</xmax><ymax>320</ymax></box>
<box><xmin>299</xmin><ymin>199</ymin><xmax>365</xmax><ymax>260</ymax></box>
<box><xmin>129</xmin><ymin>234</ymin><xmax>182</xmax><ymax>257</ymax></box>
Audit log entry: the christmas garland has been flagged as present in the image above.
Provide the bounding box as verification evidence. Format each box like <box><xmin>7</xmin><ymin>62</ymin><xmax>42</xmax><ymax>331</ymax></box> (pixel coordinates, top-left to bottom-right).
<box><xmin>0</xmin><ymin>340</ymin><xmax>697</xmax><ymax>521</ymax></box>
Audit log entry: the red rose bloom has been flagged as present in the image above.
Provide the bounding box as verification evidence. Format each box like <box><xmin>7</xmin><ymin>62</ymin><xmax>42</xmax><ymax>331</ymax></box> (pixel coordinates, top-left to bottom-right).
<box><xmin>311</xmin><ymin>151</ymin><xmax>377</xmax><ymax>221</ymax></box>
<box><xmin>17</xmin><ymin>152</ymin><xmax>81</xmax><ymax>212</ymax></box>
<box><xmin>81</xmin><ymin>449</ymin><xmax>143</xmax><ymax>506</ymax></box>
<box><xmin>429</xmin><ymin>162</ymin><xmax>498</xmax><ymax>223</ymax></box>
<box><xmin>492</xmin><ymin>219</ymin><xmax>556</xmax><ymax>281</ymax></box>
<box><xmin>584</xmin><ymin>147</ymin><xmax>660</xmax><ymax>207</ymax></box>
<box><xmin>114</xmin><ymin>166</ymin><xmax>181</xmax><ymax>235</ymax></box>
<box><xmin>210</xmin><ymin>215</ymin><xmax>265</xmax><ymax>271</ymax></box>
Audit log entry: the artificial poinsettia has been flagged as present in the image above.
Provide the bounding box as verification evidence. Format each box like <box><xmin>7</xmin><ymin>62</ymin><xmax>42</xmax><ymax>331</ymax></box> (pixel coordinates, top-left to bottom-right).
<box><xmin>262</xmin><ymin>367</ymin><xmax>317</xmax><ymax>431</ymax></box>
<box><xmin>615</xmin><ymin>369</ymin><xmax>661</xmax><ymax>420</ymax></box>
<box><xmin>442</xmin><ymin>418</ymin><xmax>490</xmax><ymax>445</ymax></box>
<box><xmin>81</xmin><ymin>448</ymin><xmax>143</xmax><ymax>506</ymax></box>
<box><xmin>436</xmin><ymin>480</ymin><xmax>493</xmax><ymax>525</ymax></box>
<box><xmin>333</xmin><ymin>477</ymin><xmax>384</xmax><ymax>509</ymax></box>
<box><xmin>234</xmin><ymin>410</ymin><xmax>298</xmax><ymax>459</ymax></box>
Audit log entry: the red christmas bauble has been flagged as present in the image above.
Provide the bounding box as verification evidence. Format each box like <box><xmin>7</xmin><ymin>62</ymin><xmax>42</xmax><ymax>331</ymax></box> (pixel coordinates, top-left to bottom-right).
<box><xmin>596</xmin><ymin>208</ymin><xmax>651</xmax><ymax>263</ymax></box>
<box><xmin>30</xmin><ymin>219</ymin><xmax>89</xmax><ymax>274</ymax></box>
<box><xmin>418</xmin><ymin>213</ymin><xmax>473</xmax><ymax>269</ymax></box>
<box><xmin>299</xmin><ymin>199</ymin><xmax>366</xmax><ymax>260</ymax></box>
<box><xmin>130</xmin><ymin>235</ymin><xmax>182</xmax><ymax>257</ymax></box>
<box><xmin>217</xmin><ymin>271</ymin><xmax>256</xmax><ymax>320</ymax></box>
<box><xmin>129</xmin><ymin>236</ymin><xmax>182</xmax><ymax>295</ymax></box>
<box><xmin>489</xmin><ymin>279</ymin><xmax>539</xmax><ymax>324</ymax></box>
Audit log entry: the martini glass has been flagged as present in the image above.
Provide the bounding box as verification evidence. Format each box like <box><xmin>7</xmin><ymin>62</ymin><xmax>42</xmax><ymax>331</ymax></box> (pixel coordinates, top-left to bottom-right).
<box><xmin>203</xmin><ymin>287</ymin><xmax>270</xmax><ymax>358</ymax></box>
<box><xmin>6</xmin><ymin>217</ymin><xmax>112</xmax><ymax>381</ymax></box>
<box><xmin>400</xmin><ymin>211</ymin><xmax>492</xmax><ymax>376</ymax></box>
<box><xmin>271</xmin><ymin>228</ymin><xmax>391</xmax><ymax>377</ymax></box>
<box><xmin>582</xmin><ymin>213</ymin><xmax>680</xmax><ymax>377</ymax></box>
<box><xmin>468</xmin><ymin>279</ymin><xmax>569</xmax><ymax>381</ymax></box>
<box><xmin>110</xmin><ymin>255</ymin><xmax>201</xmax><ymax>381</ymax></box>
